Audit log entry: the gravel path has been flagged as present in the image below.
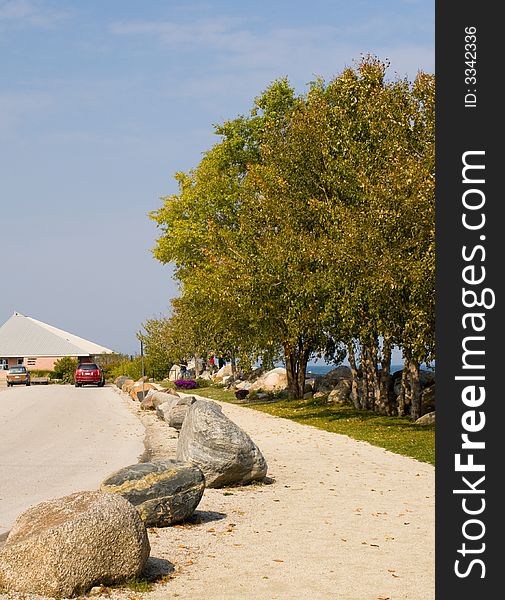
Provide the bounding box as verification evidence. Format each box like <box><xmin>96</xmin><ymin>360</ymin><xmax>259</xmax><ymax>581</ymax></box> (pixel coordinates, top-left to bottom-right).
<box><xmin>1</xmin><ymin>388</ymin><xmax>434</xmax><ymax>600</ymax></box>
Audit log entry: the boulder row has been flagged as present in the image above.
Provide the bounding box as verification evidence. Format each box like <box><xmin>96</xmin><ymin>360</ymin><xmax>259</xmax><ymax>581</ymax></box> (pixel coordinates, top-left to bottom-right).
<box><xmin>101</xmin><ymin>460</ymin><xmax>205</xmax><ymax>527</ymax></box>
<box><xmin>176</xmin><ymin>399</ymin><xmax>268</xmax><ymax>488</ymax></box>
<box><xmin>157</xmin><ymin>395</ymin><xmax>197</xmax><ymax>431</ymax></box>
<box><xmin>0</xmin><ymin>491</ymin><xmax>150</xmax><ymax>598</ymax></box>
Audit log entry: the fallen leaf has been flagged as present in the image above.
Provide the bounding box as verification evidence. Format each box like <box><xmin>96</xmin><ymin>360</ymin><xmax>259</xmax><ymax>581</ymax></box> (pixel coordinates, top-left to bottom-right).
<box><xmin>273</xmin><ymin>559</ymin><xmax>284</xmax><ymax>563</ymax></box>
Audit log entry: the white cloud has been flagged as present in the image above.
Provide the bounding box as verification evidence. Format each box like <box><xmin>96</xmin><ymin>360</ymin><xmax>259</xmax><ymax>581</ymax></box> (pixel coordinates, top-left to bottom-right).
<box><xmin>110</xmin><ymin>16</ymin><xmax>250</xmax><ymax>47</ymax></box>
<box><xmin>0</xmin><ymin>0</ymin><xmax>68</xmax><ymax>28</ymax></box>
<box><xmin>109</xmin><ymin>16</ymin><xmax>433</xmax><ymax>82</ymax></box>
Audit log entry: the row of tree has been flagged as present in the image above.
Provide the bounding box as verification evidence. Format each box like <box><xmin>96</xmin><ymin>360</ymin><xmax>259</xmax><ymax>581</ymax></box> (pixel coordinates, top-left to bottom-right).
<box><xmin>146</xmin><ymin>57</ymin><xmax>435</xmax><ymax>419</ymax></box>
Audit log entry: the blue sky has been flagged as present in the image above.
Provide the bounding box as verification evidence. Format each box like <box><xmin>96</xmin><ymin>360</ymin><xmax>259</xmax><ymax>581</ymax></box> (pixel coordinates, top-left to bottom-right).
<box><xmin>0</xmin><ymin>0</ymin><xmax>434</xmax><ymax>355</ymax></box>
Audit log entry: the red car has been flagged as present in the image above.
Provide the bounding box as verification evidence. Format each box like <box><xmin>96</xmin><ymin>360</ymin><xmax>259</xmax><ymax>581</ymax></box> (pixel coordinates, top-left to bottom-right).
<box><xmin>75</xmin><ymin>362</ymin><xmax>105</xmax><ymax>387</ymax></box>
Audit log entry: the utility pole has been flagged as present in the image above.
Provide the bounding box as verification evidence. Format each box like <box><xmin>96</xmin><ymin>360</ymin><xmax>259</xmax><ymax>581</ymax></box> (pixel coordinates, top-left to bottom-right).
<box><xmin>140</xmin><ymin>338</ymin><xmax>145</xmax><ymax>400</ymax></box>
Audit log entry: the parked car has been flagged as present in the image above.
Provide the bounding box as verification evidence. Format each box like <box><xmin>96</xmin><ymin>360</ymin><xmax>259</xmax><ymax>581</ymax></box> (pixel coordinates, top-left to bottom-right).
<box><xmin>6</xmin><ymin>365</ymin><xmax>31</xmax><ymax>386</ymax></box>
<box><xmin>75</xmin><ymin>362</ymin><xmax>105</xmax><ymax>387</ymax></box>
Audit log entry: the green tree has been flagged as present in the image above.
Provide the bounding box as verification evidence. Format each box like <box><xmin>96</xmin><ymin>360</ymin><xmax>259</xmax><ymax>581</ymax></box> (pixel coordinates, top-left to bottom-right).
<box><xmin>137</xmin><ymin>316</ymin><xmax>175</xmax><ymax>380</ymax></box>
<box><xmin>151</xmin><ymin>79</ymin><xmax>299</xmax><ymax>389</ymax></box>
<box><xmin>150</xmin><ymin>58</ymin><xmax>435</xmax><ymax>408</ymax></box>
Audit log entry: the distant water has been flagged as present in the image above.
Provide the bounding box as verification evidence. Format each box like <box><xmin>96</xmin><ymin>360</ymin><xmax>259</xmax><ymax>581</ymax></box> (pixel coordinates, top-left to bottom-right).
<box><xmin>273</xmin><ymin>361</ymin><xmax>435</xmax><ymax>376</ymax></box>
<box><xmin>305</xmin><ymin>363</ymin><xmax>405</xmax><ymax>376</ymax></box>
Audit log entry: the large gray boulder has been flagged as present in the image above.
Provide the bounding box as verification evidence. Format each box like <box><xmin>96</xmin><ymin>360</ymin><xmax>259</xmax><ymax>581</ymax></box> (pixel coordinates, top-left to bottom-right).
<box><xmin>327</xmin><ymin>379</ymin><xmax>352</xmax><ymax>404</ymax></box>
<box><xmin>393</xmin><ymin>369</ymin><xmax>435</xmax><ymax>396</ymax></box>
<box><xmin>151</xmin><ymin>390</ymin><xmax>181</xmax><ymax>407</ymax></box>
<box><xmin>0</xmin><ymin>491</ymin><xmax>150</xmax><ymax>598</ymax></box>
<box><xmin>176</xmin><ymin>400</ymin><xmax>267</xmax><ymax>488</ymax></box>
<box><xmin>156</xmin><ymin>399</ymin><xmax>174</xmax><ymax>421</ymax></box>
<box><xmin>415</xmin><ymin>411</ymin><xmax>435</xmax><ymax>425</ymax></box>
<box><xmin>313</xmin><ymin>366</ymin><xmax>352</xmax><ymax>393</ymax></box>
<box><xmin>157</xmin><ymin>396</ymin><xmax>197</xmax><ymax>431</ymax></box>
<box><xmin>101</xmin><ymin>460</ymin><xmax>205</xmax><ymax>527</ymax></box>
<box><xmin>249</xmin><ymin>368</ymin><xmax>287</xmax><ymax>392</ymax></box>
<box><xmin>421</xmin><ymin>384</ymin><xmax>436</xmax><ymax>413</ymax></box>
<box><xmin>142</xmin><ymin>390</ymin><xmax>179</xmax><ymax>412</ymax></box>
<box><xmin>115</xmin><ymin>375</ymin><xmax>129</xmax><ymax>389</ymax></box>
<box><xmin>420</xmin><ymin>369</ymin><xmax>436</xmax><ymax>387</ymax></box>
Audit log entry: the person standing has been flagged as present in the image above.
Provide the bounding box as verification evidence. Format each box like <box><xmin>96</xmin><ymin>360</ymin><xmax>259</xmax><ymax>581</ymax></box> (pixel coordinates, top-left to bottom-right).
<box><xmin>179</xmin><ymin>359</ymin><xmax>188</xmax><ymax>379</ymax></box>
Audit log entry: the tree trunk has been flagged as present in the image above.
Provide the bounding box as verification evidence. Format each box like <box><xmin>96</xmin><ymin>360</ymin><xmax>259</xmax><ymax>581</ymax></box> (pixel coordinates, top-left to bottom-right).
<box><xmin>347</xmin><ymin>341</ymin><xmax>360</xmax><ymax>409</ymax></box>
<box><xmin>397</xmin><ymin>367</ymin><xmax>408</xmax><ymax>416</ymax></box>
<box><xmin>193</xmin><ymin>354</ymin><xmax>200</xmax><ymax>378</ymax></box>
<box><xmin>230</xmin><ymin>351</ymin><xmax>237</xmax><ymax>382</ymax></box>
<box><xmin>378</xmin><ymin>340</ymin><xmax>393</xmax><ymax>415</ymax></box>
<box><xmin>397</xmin><ymin>347</ymin><xmax>411</xmax><ymax>416</ymax></box>
<box><xmin>284</xmin><ymin>339</ymin><xmax>310</xmax><ymax>400</ymax></box>
<box><xmin>362</xmin><ymin>343</ymin><xmax>377</xmax><ymax>411</ymax></box>
<box><xmin>359</xmin><ymin>345</ymin><xmax>369</xmax><ymax>410</ymax></box>
<box><xmin>409</xmin><ymin>359</ymin><xmax>422</xmax><ymax>420</ymax></box>
<box><xmin>370</xmin><ymin>338</ymin><xmax>382</xmax><ymax>412</ymax></box>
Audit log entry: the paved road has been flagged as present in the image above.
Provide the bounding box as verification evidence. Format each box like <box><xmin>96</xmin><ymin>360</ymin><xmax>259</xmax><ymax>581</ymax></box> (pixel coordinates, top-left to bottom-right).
<box><xmin>0</xmin><ymin>384</ymin><xmax>145</xmax><ymax>537</ymax></box>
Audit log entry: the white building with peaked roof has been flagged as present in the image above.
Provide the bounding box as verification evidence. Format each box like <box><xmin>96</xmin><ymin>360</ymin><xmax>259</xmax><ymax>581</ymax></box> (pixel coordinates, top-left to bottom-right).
<box><xmin>0</xmin><ymin>312</ymin><xmax>114</xmax><ymax>378</ymax></box>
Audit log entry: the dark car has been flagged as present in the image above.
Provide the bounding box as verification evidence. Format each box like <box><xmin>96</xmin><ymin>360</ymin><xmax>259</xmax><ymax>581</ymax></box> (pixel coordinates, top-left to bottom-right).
<box><xmin>6</xmin><ymin>366</ymin><xmax>31</xmax><ymax>386</ymax></box>
<box><xmin>75</xmin><ymin>362</ymin><xmax>105</xmax><ymax>387</ymax></box>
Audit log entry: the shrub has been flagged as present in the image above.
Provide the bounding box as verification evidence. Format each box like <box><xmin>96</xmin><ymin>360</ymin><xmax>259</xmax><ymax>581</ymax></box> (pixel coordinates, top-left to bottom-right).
<box><xmin>195</xmin><ymin>377</ymin><xmax>212</xmax><ymax>388</ymax></box>
<box><xmin>28</xmin><ymin>369</ymin><xmax>54</xmax><ymax>378</ymax></box>
<box><xmin>174</xmin><ymin>379</ymin><xmax>197</xmax><ymax>390</ymax></box>
<box><xmin>52</xmin><ymin>357</ymin><xmax>79</xmax><ymax>384</ymax></box>
<box><xmin>109</xmin><ymin>358</ymin><xmax>144</xmax><ymax>381</ymax></box>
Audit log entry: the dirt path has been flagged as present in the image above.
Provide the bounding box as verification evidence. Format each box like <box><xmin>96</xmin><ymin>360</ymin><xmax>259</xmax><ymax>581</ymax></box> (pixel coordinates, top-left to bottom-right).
<box><xmin>116</xmin><ymin>391</ymin><xmax>434</xmax><ymax>600</ymax></box>
<box><xmin>1</xmin><ymin>389</ymin><xmax>434</xmax><ymax>600</ymax></box>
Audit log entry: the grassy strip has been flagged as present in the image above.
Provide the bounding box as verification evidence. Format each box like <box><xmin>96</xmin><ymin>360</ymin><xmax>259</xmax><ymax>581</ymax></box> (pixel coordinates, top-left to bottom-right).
<box><xmin>193</xmin><ymin>386</ymin><xmax>435</xmax><ymax>465</ymax></box>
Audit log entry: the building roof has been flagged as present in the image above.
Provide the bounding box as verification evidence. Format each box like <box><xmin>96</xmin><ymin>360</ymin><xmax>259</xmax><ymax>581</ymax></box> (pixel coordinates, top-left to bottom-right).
<box><xmin>0</xmin><ymin>312</ymin><xmax>114</xmax><ymax>358</ymax></box>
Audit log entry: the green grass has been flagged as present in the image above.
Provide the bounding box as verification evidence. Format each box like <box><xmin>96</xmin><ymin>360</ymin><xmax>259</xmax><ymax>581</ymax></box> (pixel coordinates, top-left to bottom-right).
<box><xmin>193</xmin><ymin>387</ymin><xmax>435</xmax><ymax>465</ymax></box>
<box><xmin>125</xmin><ymin>577</ymin><xmax>153</xmax><ymax>593</ymax></box>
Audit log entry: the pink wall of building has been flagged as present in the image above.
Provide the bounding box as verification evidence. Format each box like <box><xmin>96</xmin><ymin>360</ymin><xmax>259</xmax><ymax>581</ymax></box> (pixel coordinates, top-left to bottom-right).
<box><xmin>0</xmin><ymin>356</ymin><xmax>91</xmax><ymax>381</ymax></box>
